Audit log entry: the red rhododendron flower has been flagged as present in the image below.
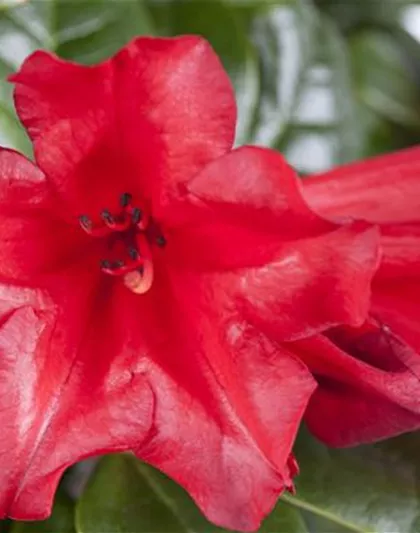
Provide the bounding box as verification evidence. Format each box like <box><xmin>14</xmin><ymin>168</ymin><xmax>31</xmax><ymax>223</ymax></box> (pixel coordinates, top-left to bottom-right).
<box><xmin>300</xmin><ymin>146</ymin><xmax>420</xmax><ymax>446</ymax></box>
<box><xmin>0</xmin><ymin>36</ymin><xmax>379</xmax><ymax>530</ymax></box>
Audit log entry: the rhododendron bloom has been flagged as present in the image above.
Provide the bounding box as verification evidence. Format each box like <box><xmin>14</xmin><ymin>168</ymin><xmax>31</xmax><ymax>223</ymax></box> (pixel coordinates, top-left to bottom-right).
<box><xmin>300</xmin><ymin>146</ymin><xmax>420</xmax><ymax>446</ymax></box>
<box><xmin>0</xmin><ymin>36</ymin><xmax>379</xmax><ymax>530</ymax></box>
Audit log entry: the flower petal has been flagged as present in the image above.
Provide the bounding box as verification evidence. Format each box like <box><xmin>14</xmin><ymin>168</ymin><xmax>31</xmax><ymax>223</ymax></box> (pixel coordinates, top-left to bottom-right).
<box><xmin>372</xmin><ymin>281</ymin><xmax>420</xmax><ymax>357</ymax></box>
<box><xmin>0</xmin><ymin>282</ymin><xmax>155</xmax><ymax>521</ymax></box>
<box><xmin>11</xmin><ymin>37</ymin><xmax>236</xmax><ymax>215</ymax></box>
<box><xmin>236</xmin><ymin>222</ymin><xmax>380</xmax><ymax>342</ymax></box>
<box><xmin>373</xmin><ymin>223</ymin><xmax>420</xmax><ymax>281</ymax></box>
<box><xmin>0</xmin><ymin>266</ymin><xmax>315</xmax><ymax>531</ymax></box>
<box><xmin>302</xmin><ymin>145</ymin><xmax>420</xmax><ymax>223</ymax></box>
<box><xmin>181</xmin><ymin>146</ymin><xmax>332</xmax><ymax>235</ymax></box>
<box><xmin>127</xmin><ymin>269</ymin><xmax>316</xmax><ymax>530</ymax></box>
<box><xmin>0</xmin><ymin>148</ymin><xmax>86</xmax><ymax>284</ymax></box>
<box><xmin>293</xmin><ymin>328</ymin><xmax>420</xmax><ymax>446</ymax></box>
<box><xmin>165</xmin><ymin>147</ymin><xmax>380</xmax><ymax>340</ymax></box>
<box><xmin>165</xmin><ymin>146</ymin><xmax>336</xmax><ymax>271</ymax></box>
<box><xmin>372</xmin><ymin>221</ymin><xmax>420</xmax><ymax>352</ymax></box>
<box><xmin>300</xmin><ymin>146</ymin><xmax>420</xmax><ymax>445</ymax></box>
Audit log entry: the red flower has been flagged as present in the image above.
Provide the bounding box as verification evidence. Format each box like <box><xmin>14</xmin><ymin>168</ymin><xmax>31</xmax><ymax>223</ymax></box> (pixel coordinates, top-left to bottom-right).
<box><xmin>301</xmin><ymin>146</ymin><xmax>420</xmax><ymax>446</ymax></box>
<box><xmin>0</xmin><ymin>37</ymin><xmax>379</xmax><ymax>530</ymax></box>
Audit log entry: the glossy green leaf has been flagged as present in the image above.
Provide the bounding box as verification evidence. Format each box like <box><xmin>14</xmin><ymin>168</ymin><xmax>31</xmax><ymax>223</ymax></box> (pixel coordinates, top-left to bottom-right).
<box><xmin>261</xmin><ymin>500</ymin><xmax>308</xmax><ymax>532</ymax></box>
<box><xmin>10</xmin><ymin>491</ymin><xmax>75</xmax><ymax>533</ymax></box>
<box><xmin>297</xmin><ymin>511</ymin><xmax>356</xmax><ymax>533</ymax></box>
<box><xmin>76</xmin><ymin>454</ymin><xmax>191</xmax><ymax>533</ymax></box>
<box><xmin>285</xmin><ymin>427</ymin><xmax>420</xmax><ymax>533</ymax></box>
<box><xmin>76</xmin><ymin>453</ymin><xmax>308</xmax><ymax>533</ymax></box>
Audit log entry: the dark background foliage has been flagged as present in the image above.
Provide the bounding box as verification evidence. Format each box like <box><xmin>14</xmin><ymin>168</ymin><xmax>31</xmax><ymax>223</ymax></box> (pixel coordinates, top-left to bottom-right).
<box><xmin>1</xmin><ymin>0</ymin><xmax>420</xmax><ymax>531</ymax></box>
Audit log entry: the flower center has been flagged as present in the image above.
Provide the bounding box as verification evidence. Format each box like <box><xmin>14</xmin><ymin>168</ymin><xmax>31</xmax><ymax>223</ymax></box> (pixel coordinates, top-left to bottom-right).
<box><xmin>78</xmin><ymin>193</ymin><xmax>165</xmax><ymax>294</ymax></box>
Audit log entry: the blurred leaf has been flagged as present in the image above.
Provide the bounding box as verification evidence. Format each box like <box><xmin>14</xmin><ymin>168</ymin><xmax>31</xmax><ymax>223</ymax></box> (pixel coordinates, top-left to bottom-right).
<box><xmin>315</xmin><ymin>0</ymin><xmax>410</xmax><ymax>33</ymax></box>
<box><xmin>285</xmin><ymin>427</ymin><xmax>420</xmax><ymax>533</ymax></box>
<box><xmin>350</xmin><ymin>29</ymin><xmax>420</xmax><ymax>130</ymax></box>
<box><xmin>149</xmin><ymin>0</ymin><xmax>259</xmax><ymax>145</ymax></box>
<box><xmin>10</xmin><ymin>492</ymin><xmax>75</xmax><ymax>533</ymax></box>
<box><xmin>53</xmin><ymin>0</ymin><xmax>155</xmax><ymax>64</ymax></box>
<box><xmin>249</xmin><ymin>1</ymin><xmax>363</xmax><ymax>173</ymax></box>
<box><xmin>76</xmin><ymin>453</ymin><xmax>308</xmax><ymax>533</ymax></box>
<box><xmin>0</xmin><ymin>0</ymin><xmax>155</xmax><ymax>152</ymax></box>
<box><xmin>0</xmin><ymin>4</ymin><xmax>37</xmax><ymax>152</ymax></box>
<box><xmin>349</xmin><ymin>104</ymin><xmax>420</xmax><ymax>161</ymax></box>
<box><xmin>0</xmin><ymin>521</ymin><xmax>10</xmax><ymax>533</ymax></box>
<box><xmin>280</xmin><ymin>13</ymin><xmax>364</xmax><ymax>174</ymax></box>
<box><xmin>0</xmin><ymin>0</ymin><xmax>26</xmax><ymax>9</ymax></box>
<box><xmin>248</xmin><ymin>0</ymin><xmax>317</xmax><ymax>149</ymax></box>
<box><xmin>298</xmin><ymin>511</ymin><xmax>357</xmax><ymax>533</ymax></box>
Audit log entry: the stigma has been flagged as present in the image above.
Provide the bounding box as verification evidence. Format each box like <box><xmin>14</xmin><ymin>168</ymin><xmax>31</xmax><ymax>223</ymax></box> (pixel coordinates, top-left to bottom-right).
<box><xmin>78</xmin><ymin>193</ymin><xmax>165</xmax><ymax>295</ymax></box>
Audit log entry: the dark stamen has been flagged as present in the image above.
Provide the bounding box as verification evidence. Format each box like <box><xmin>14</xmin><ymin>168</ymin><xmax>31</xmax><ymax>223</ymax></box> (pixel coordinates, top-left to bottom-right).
<box><xmin>101</xmin><ymin>209</ymin><xmax>114</xmax><ymax>223</ymax></box>
<box><xmin>120</xmin><ymin>192</ymin><xmax>132</xmax><ymax>208</ymax></box>
<box><xmin>156</xmin><ymin>235</ymin><xmax>166</xmax><ymax>247</ymax></box>
<box><xmin>131</xmin><ymin>208</ymin><xmax>142</xmax><ymax>224</ymax></box>
<box><xmin>79</xmin><ymin>215</ymin><xmax>92</xmax><ymax>229</ymax></box>
<box><xmin>128</xmin><ymin>247</ymin><xmax>139</xmax><ymax>260</ymax></box>
<box><xmin>113</xmin><ymin>260</ymin><xmax>125</xmax><ymax>268</ymax></box>
<box><xmin>100</xmin><ymin>259</ymin><xmax>112</xmax><ymax>269</ymax></box>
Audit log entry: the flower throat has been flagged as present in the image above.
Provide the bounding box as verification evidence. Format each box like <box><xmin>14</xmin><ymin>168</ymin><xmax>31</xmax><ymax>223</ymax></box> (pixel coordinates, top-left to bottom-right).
<box><xmin>78</xmin><ymin>192</ymin><xmax>165</xmax><ymax>294</ymax></box>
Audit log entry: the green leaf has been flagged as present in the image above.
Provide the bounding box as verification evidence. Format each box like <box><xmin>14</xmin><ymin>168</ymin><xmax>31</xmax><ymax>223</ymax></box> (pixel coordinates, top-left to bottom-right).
<box><xmin>261</xmin><ymin>500</ymin><xmax>309</xmax><ymax>532</ymax></box>
<box><xmin>285</xmin><ymin>427</ymin><xmax>420</xmax><ymax>533</ymax></box>
<box><xmin>76</xmin><ymin>453</ymin><xmax>308</xmax><ymax>533</ymax></box>
<box><xmin>0</xmin><ymin>5</ymin><xmax>38</xmax><ymax>152</ymax></box>
<box><xmin>0</xmin><ymin>520</ymin><xmax>11</xmax><ymax>533</ymax></box>
<box><xmin>249</xmin><ymin>2</ymin><xmax>364</xmax><ymax>173</ymax></box>
<box><xmin>0</xmin><ymin>0</ymin><xmax>156</xmax><ymax>152</ymax></box>
<box><xmin>53</xmin><ymin>0</ymin><xmax>155</xmax><ymax>65</ymax></box>
<box><xmin>315</xmin><ymin>0</ymin><xmax>410</xmax><ymax>33</ymax></box>
<box><xmin>350</xmin><ymin>29</ymin><xmax>420</xmax><ymax>130</ymax></box>
<box><xmin>76</xmin><ymin>455</ymin><xmax>187</xmax><ymax>533</ymax></box>
<box><xmin>10</xmin><ymin>491</ymin><xmax>75</xmax><ymax>533</ymax></box>
<box><xmin>248</xmin><ymin>0</ymin><xmax>317</xmax><ymax>149</ymax></box>
<box><xmin>149</xmin><ymin>0</ymin><xmax>259</xmax><ymax>145</ymax></box>
<box><xmin>279</xmin><ymin>13</ymin><xmax>364</xmax><ymax>173</ymax></box>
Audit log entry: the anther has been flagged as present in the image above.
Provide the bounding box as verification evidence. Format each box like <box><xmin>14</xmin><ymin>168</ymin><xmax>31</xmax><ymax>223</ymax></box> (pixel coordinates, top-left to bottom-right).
<box><xmin>128</xmin><ymin>247</ymin><xmax>139</xmax><ymax>260</ymax></box>
<box><xmin>156</xmin><ymin>235</ymin><xmax>166</xmax><ymax>247</ymax></box>
<box><xmin>79</xmin><ymin>194</ymin><xmax>158</xmax><ymax>295</ymax></box>
<box><xmin>131</xmin><ymin>207</ymin><xmax>142</xmax><ymax>224</ymax></box>
<box><xmin>120</xmin><ymin>192</ymin><xmax>132</xmax><ymax>208</ymax></box>
<box><xmin>101</xmin><ymin>210</ymin><xmax>114</xmax><ymax>223</ymax></box>
<box><xmin>79</xmin><ymin>215</ymin><xmax>92</xmax><ymax>230</ymax></box>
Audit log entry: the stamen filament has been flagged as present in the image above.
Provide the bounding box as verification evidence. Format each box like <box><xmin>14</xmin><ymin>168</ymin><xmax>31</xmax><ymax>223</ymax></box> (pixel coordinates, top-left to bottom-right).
<box><xmin>80</xmin><ymin>193</ymin><xmax>162</xmax><ymax>295</ymax></box>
